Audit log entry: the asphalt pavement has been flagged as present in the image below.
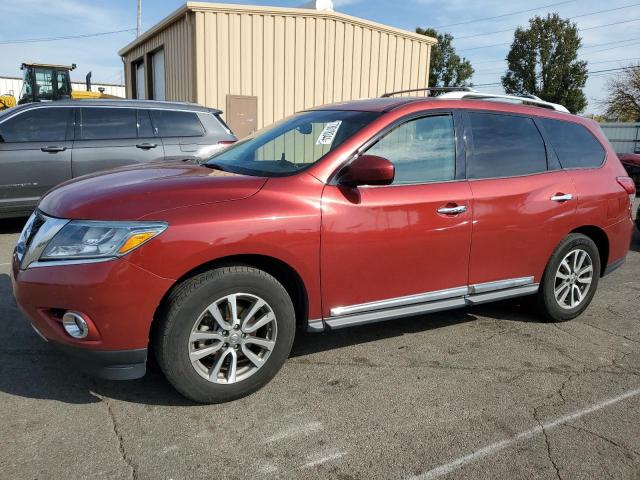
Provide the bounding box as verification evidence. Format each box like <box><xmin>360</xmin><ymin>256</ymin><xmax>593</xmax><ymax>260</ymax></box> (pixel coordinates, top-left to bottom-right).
<box><xmin>0</xmin><ymin>207</ymin><xmax>639</xmax><ymax>480</ymax></box>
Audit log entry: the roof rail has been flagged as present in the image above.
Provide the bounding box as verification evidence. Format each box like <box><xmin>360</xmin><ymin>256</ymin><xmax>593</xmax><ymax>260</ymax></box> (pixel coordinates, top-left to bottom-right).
<box><xmin>437</xmin><ymin>90</ymin><xmax>569</xmax><ymax>113</ymax></box>
<box><xmin>380</xmin><ymin>87</ymin><xmax>474</xmax><ymax>97</ymax></box>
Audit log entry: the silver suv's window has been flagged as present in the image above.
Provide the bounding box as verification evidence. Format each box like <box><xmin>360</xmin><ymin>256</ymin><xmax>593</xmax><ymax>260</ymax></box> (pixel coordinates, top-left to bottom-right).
<box><xmin>150</xmin><ymin>110</ymin><xmax>205</xmax><ymax>137</ymax></box>
<box><xmin>80</xmin><ymin>108</ymin><xmax>137</xmax><ymax>140</ymax></box>
<box><xmin>0</xmin><ymin>108</ymin><xmax>72</xmax><ymax>143</ymax></box>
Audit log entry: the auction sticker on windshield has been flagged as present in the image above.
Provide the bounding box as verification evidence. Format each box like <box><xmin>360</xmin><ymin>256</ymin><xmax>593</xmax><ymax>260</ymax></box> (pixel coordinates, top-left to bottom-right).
<box><xmin>316</xmin><ymin>121</ymin><xmax>342</xmax><ymax>145</ymax></box>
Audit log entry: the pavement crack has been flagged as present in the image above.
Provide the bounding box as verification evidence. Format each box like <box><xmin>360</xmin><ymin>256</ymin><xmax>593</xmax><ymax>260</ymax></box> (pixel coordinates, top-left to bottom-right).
<box><xmin>565</xmin><ymin>424</ymin><xmax>640</xmax><ymax>459</ymax></box>
<box><xmin>93</xmin><ymin>390</ymin><xmax>137</xmax><ymax>480</ymax></box>
<box><xmin>583</xmin><ymin>322</ymin><xmax>640</xmax><ymax>346</ymax></box>
<box><xmin>533</xmin><ymin>405</ymin><xmax>562</xmax><ymax>480</ymax></box>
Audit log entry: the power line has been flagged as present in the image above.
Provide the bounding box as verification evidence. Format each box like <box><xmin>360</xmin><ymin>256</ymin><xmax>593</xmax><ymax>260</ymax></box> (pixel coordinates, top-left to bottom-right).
<box><xmin>473</xmin><ymin>57</ymin><xmax>640</xmax><ymax>75</ymax></box>
<box><xmin>472</xmin><ymin>66</ymin><xmax>638</xmax><ymax>86</ymax></box>
<box><xmin>432</xmin><ymin>0</ymin><xmax>578</xmax><ymax>28</ymax></box>
<box><xmin>455</xmin><ymin>3</ymin><xmax>640</xmax><ymax>39</ymax></box>
<box><xmin>0</xmin><ymin>28</ymin><xmax>136</xmax><ymax>45</ymax></box>
<box><xmin>457</xmin><ymin>18</ymin><xmax>640</xmax><ymax>52</ymax></box>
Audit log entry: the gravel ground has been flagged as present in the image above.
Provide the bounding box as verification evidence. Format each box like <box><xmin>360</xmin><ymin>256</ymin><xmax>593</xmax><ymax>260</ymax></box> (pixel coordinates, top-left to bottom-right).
<box><xmin>0</xmin><ymin>203</ymin><xmax>638</xmax><ymax>480</ymax></box>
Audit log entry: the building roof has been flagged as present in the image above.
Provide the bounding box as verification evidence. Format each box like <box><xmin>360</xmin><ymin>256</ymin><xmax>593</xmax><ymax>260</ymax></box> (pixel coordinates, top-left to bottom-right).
<box><xmin>2</xmin><ymin>99</ymin><xmax>220</xmax><ymax>114</ymax></box>
<box><xmin>118</xmin><ymin>1</ymin><xmax>437</xmax><ymax>56</ymax></box>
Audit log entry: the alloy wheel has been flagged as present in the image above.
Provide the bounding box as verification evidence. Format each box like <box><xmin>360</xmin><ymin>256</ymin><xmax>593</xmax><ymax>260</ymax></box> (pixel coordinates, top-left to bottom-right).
<box><xmin>553</xmin><ymin>248</ymin><xmax>593</xmax><ymax>310</ymax></box>
<box><xmin>188</xmin><ymin>293</ymin><xmax>277</xmax><ymax>384</ymax></box>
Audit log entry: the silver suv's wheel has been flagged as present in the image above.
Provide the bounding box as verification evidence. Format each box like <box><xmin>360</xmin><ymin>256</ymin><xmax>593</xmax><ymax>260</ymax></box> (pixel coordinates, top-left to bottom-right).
<box><xmin>155</xmin><ymin>266</ymin><xmax>296</xmax><ymax>403</ymax></box>
<box><xmin>189</xmin><ymin>293</ymin><xmax>277</xmax><ymax>384</ymax></box>
<box><xmin>553</xmin><ymin>248</ymin><xmax>593</xmax><ymax>310</ymax></box>
<box><xmin>538</xmin><ymin>233</ymin><xmax>600</xmax><ymax>322</ymax></box>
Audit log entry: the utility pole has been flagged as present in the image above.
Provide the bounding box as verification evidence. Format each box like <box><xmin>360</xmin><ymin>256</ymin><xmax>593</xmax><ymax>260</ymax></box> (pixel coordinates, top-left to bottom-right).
<box><xmin>136</xmin><ymin>0</ymin><xmax>142</xmax><ymax>37</ymax></box>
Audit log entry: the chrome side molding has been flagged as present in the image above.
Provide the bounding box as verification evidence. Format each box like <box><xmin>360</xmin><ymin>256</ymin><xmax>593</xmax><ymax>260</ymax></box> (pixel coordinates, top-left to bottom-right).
<box><xmin>323</xmin><ymin>277</ymin><xmax>539</xmax><ymax>331</ymax></box>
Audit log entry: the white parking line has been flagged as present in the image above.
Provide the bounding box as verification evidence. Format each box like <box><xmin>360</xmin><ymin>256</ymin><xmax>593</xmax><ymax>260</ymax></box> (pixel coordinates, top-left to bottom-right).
<box><xmin>0</xmin><ymin>262</ymin><xmax>10</xmax><ymax>267</ymax></box>
<box><xmin>410</xmin><ymin>387</ymin><xmax>640</xmax><ymax>480</ymax></box>
<box><xmin>300</xmin><ymin>451</ymin><xmax>347</xmax><ymax>469</ymax></box>
<box><xmin>263</xmin><ymin>421</ymin><xmax>323</xmax><ymax>444</ymax></box>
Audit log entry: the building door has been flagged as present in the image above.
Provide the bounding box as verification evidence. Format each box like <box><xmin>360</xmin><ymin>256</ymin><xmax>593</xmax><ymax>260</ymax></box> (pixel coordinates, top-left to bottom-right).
<box><xmin>226</xmin><ymin>95</ymin><xmax>257</xmax><ymax>138</ymax></box>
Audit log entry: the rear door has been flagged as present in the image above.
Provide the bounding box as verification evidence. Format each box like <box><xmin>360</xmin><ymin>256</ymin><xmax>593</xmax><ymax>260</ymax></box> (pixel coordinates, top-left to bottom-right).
<box><xmin>72</xmin><ymin>107</ymin><xmax>164</xmax><ymax>178</ymax></box>
<box><xmin>0</xmin><ymin>106</ymin><xmax>73</xmax><ymax>214</ymax></box>
<box><xmin>463</xmin><ymin>111</ymin><xmax>577</xmax><ymax>286</ymax></box>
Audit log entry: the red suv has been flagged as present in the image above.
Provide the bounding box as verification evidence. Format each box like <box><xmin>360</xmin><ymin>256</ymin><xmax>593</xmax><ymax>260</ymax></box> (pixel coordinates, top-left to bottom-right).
<box><xmin>11</xmin><ymin>94</ymin><xmax>636</xmax><ymax>403</ymax></box>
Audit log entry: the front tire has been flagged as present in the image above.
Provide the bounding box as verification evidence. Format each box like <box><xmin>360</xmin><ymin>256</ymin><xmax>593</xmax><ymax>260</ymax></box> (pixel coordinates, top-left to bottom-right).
<box><xmin>537</xmin><ymin>233</ymin><xmax>600</xmax><ymax>322</ymax></box>
<box><xmin>155</xmin><ymin>266</ymin><xmax>296</xmax><ymax>403</ymax></box>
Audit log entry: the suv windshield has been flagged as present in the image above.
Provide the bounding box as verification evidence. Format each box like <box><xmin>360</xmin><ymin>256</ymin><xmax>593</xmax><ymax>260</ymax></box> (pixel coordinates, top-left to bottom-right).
<box><xmin>206</xmin><ymin>110</ymin><xmax>380</xmax><ymax>176</ymax></box>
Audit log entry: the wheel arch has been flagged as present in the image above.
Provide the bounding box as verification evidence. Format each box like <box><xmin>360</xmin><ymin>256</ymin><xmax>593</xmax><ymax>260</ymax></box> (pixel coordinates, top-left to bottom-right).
<box><xmin>152</xmin><ymin>254</ymin><xmax>310</xmax><ymax>338</ymax></box>
<box><xmin>570</xmin><ymin>225</ymin><xmax>609</xmax><ymax>276</ymax></box>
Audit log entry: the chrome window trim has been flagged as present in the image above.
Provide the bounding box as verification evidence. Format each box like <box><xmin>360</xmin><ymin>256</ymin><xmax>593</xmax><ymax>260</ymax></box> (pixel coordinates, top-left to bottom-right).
<box><xmin>325</xmin><ymin>277</ymin><xmax>539</xmax><ymax>330</ymax></box>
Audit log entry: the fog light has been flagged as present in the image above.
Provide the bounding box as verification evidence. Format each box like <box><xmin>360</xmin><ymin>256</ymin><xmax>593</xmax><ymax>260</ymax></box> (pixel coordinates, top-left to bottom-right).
<box><xmin>62</xmin><ymin>312</ymin><xmax>89</xmax><ymax>339</ymax></box>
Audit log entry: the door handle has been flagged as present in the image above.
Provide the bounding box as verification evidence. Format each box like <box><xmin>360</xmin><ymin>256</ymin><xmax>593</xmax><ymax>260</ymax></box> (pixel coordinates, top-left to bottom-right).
<box><xmin>41</xmin><ymin>146</ymin><xmax>66</xmax><ymax>153</ymax></box>
<box><xmin>136</xmin><ymin>143</ymin><xmax>158</xmax><ymax>149</ymax></box>
<box><xmin>437</xmin><ymin>205</ymin><xmax>467</xmax><ymax>215</ymax></box>
<box><xmin>550</xmin><ymin>193</ymin><xmax>573</xmax><ymax>202</ymax></box>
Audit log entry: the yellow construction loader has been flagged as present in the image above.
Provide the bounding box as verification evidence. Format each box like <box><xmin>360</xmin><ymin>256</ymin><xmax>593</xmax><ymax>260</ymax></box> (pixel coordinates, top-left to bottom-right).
<box><xmin>0</xmin><ymin>63</ymin><xmax>120</xmax><ymax>111</ymax></box>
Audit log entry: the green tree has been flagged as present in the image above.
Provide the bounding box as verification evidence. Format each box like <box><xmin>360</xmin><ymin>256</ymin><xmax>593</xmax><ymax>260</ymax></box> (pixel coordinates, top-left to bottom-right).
<box><xmin>602</xmin><ymin>64</ymin><xmax>640</xmax><ymax>121</ymax></box>
<box><xmin>416</xmin><ymin>27</ymin><xmax>474</xmax><ymax>88</ymax></box>
<box><xmin>502</xmin><ymin>13</ymin><xmax>588</xmax><ymax>114</ymax></box>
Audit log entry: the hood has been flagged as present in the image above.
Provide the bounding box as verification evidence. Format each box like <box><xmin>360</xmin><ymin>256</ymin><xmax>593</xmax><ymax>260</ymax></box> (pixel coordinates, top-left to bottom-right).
<box><xmin>39</xmin><ymin>162</ymin><xmax>267</xmax><ymax>220</ymax></box>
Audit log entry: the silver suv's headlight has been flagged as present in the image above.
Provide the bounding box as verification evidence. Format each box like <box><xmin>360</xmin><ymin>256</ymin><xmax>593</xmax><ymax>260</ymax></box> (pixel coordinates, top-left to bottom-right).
<box><xmin>40</xmin><ymin>220</ymin><xmax>167</xmax><ymax>261</ymax></box>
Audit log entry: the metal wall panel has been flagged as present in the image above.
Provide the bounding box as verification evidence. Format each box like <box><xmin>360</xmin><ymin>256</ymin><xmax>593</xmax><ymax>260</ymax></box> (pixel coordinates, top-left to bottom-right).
<box><xmin>121</xmin><ymin>13</ymin><xmax>195</xmax><ymax>102</ymax></box>
<box><xmin>600</xmin><ymin>123</ymin><xmax>640</xmax><ymax>154</ymax></box>
<box><xmin>120</xmin><ymin>4</ymin><xmax>435</xmax><ymax>131</ymax></box>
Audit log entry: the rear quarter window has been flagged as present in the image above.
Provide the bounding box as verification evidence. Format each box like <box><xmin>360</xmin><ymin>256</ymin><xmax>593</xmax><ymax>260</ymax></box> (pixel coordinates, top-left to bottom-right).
<box><xmin>149</xmin><ymin>110</ymin><xmax>205</xmax><ymax>137</ymax></box>
<box><xmin>540</xmin><ymin>118</ymin><xmax>605</xmax><ymax>169</ymax></box>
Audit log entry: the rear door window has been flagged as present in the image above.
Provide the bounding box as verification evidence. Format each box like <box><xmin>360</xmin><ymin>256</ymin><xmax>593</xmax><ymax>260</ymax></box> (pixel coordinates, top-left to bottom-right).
<box><xmin>0</xmin><ymin>107</ymin><xmax>72</xmax><ymax>142</ymax></box>
<box><xmin>367</xmin><ymin>114</ymin><xmax>456</xmax><ymax>184</ymax></box>
<box><xmin>149</xmin><ymin>110</ymin><xmax>205</xmax><ymax>137</ymax></box>
<box><xmin>540</xmin><ymin>118</ymin><xmax>605</xmax><ymax>168</ymax></box>
<box><xmin>137</xmin><ymin>110</ymin><xmax>154</xmax><ymax>137</ymax></box>
<box><xmin>80</xmin><ymin>108</ymin><xmax>137</xmax><ymax>140</ymax></box>
<box><xmin>467</xmin><ymin>112</ymin><xmax>547</xmax><ymax>179</ymax></box>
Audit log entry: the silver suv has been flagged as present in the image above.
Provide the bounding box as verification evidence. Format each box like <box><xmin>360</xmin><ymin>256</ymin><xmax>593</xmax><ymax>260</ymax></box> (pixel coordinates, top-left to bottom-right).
<box><xmin>0</xmin><ymin>100</ymin><xmax>236</xmax><ymax>218</ymax></box>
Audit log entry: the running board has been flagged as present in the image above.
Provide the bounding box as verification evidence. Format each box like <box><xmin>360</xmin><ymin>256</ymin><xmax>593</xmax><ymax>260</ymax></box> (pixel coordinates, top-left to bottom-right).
<box><xmin>324</xmin><ymin>282</ymin><xmax>539</xmax><ymax>330</ymax></box>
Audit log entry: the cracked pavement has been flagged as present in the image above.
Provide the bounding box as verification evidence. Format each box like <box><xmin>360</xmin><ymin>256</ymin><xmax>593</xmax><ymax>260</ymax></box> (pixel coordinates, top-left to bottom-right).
<box><xmin>0</xmin><ymin>202</ymin><xmax>639</xmax><ymax>480</ymax></box>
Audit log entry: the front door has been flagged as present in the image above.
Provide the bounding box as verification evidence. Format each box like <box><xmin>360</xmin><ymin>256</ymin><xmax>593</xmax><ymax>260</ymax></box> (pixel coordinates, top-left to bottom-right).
<box><xmin>0</xmin><ymin>107</ymin><xmax>73</xmax><ymax>214</ymax></box>
<box><xmin>320</xmin><ymin>113</ymin><xmax>472</xmax><ymax>320</ymax></box>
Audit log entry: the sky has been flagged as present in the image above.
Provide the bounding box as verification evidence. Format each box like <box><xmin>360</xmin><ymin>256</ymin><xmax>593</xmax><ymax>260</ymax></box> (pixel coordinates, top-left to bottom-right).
<box><xmin>1</xmin><ymin>0</ymin><xmax>639</xmax><ymax>114</ymax></box>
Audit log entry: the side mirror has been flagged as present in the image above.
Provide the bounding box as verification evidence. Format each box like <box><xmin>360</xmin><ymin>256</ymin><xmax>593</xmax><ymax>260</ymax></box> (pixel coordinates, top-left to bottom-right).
<box><xmin>340</xmin><ymin>154</ymin><xmax>395</xmax><ymax>187</ymax></box>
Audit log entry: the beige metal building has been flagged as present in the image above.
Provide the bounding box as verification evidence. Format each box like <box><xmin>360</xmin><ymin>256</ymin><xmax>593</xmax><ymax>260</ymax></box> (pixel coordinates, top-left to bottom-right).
<box><xmin>118</xmin><ymin>2</ymin><xmax>435</xmax><ymax>137</ymax></box>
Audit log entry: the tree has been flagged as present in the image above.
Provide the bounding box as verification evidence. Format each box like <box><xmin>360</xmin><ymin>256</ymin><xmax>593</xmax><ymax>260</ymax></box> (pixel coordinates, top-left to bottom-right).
<box><xmin>416</xmin><ymin>27</ymin><xmax>474</xmax><ymax>88</ymax></box>
<box><xmin>603</xmin><ymin>65</ymin><xmax>640</xmax><ymax>121</ymax></box>
<box><xmin>502</xmin><ymin>14</ymin><xmax>588</xmax><ymax>114</ymax></box>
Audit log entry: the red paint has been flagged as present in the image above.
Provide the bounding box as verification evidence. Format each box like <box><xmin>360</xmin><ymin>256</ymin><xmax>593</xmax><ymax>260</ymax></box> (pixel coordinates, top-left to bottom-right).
<box><xmin>12</xmin><ymin>97</ymin><xmax>634</xmax><ymax>354</ymax></box>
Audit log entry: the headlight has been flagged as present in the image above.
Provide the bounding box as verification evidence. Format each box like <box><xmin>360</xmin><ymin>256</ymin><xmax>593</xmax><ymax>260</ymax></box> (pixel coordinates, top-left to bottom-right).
<box><xmin>39</xmin><ymin>220</ymin><xmax>167</xmax><ymax>261</ymax></box>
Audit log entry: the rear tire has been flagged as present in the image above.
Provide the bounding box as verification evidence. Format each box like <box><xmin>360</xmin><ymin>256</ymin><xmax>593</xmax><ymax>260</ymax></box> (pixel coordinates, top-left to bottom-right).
<box><xmin>154</xmin><ymin>266</ymin><xmax>295</xmax><ymax>403</ymax></box>
<box><xmin>537</xmin><ymin>233</ymin><xmax>600</xmax><ymax>322</ymax></box>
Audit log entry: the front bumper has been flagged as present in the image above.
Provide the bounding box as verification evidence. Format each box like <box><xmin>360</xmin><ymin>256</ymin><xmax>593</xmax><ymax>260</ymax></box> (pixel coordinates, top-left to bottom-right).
<box><xmin>44</xmin><ymin>332</ymin><xmax>148</xmax><ymax>380</ymax></box>
<box><xmin>12</xmin><ymin>255</ymin><xmax>174</xmax><ymax>375</ymax></box>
